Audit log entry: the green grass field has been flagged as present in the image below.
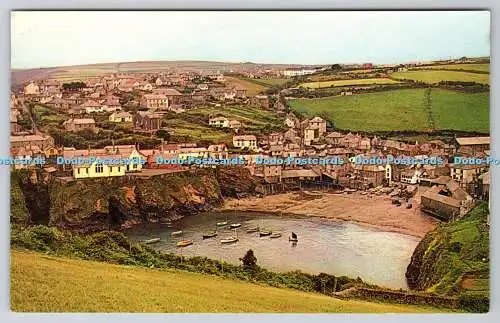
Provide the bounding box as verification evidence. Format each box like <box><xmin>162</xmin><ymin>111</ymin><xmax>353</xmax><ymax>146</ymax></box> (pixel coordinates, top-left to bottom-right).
<box><xmin>163</xmin><ymin>106</ymin><xmax>285</xmax><ymax>142</ymax></box>
<box><xmin>431</xmin><ymin>90</ymin><xmax>490</xmax><ymax>132</ymax></box>
<box><xmin>225</xmin><ymin>76</ymin><xmax>267</xmax><ymax>95</ymax></box>
<box><xmin>289</xmin><ymin>89</ymin><xmax>489</xmax><ymax>132</ymax></box>
<box><xmin>392</xmin><ymin>70</ymin><xmax>489</xmax><ymax>85</ymax></box>
<box><xmin>10</xmin><ymin>250</ymin><xmax>451</xmax><ymax>313</ymax></box>
<box><xmin>414</xmin><ymin>63</ymin><xmax>489</xmax><ymax>73</ymax></box>
<box><xmin>300</xmin><ymin>78</ymin><xmax>400</xmax><ymax>89</ymax></box>
<box><xmin>244</xmin><ymin>78</ymin><xmax>289</xmax><ymax>87</ymax></box>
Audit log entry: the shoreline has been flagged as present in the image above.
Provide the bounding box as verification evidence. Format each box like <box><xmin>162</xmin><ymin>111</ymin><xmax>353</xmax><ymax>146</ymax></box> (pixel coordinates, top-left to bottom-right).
<box><xmin>217</xmin><ymin>190</ymin><xmax>439</xmax><ymax>239</ymax></box>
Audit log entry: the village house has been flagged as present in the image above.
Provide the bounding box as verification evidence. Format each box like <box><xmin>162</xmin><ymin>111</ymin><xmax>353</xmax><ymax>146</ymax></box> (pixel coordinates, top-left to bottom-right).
<box><xmin>152</xmin><ymin>88</ymin><xmax>183</xmax><ymax>105</ymax></box>
<box><xmin>24</xmin><ymin>82</ymin><xmax>40</xmax><ymax>95</ymax></box>
<box><xmin>61</xmin><ymin>145</ymin><xmax>144</xmax><ymax>179</ymax></box>
<box><xmin>233</xmin><ymin>135</ymin><xmax>258</xmax><ymax>151</ymax></box>
<box><xmin>284</xmin><ymin>113</ymin><xmax>300</xmax><ymax>129</ymax></box>
<box><xmin>209</xmin><ymin>116</ymin><xmax>229</xmax><ymax>128</ymax></box>
<box><xmin>109</xmin><ymin>111</ymin><xmax>133</xmax><ymax>123</ymax></box>
<box><xmin>63</xmin><ymin>118</ymin><xmax>96</xmax><ymax>132</ymax></box>
<box><xmin>478</xmin><ymin>171</ymin><xmax>490</xmax><ymax>201</ymax></box>
<box><xmin>455</xmin><ymin>136</ymin><xmax>490</xmax><ymax>155</ymax></box>
<box><xmin>81</xmin><ymin>100</ymin><xmax>103</xmax><ymax>113</ymax></box>
<box><xmin>325</xmin><ymin>132</ymin><xmax>344</xmax><ymax>146</ymax></box>
<box><xmin>263</xmin><ymin>165</ymin><xmax>282</xmax><ymax>183</ymax></box>
<box><xmin>450</xmin><ymin>163</ymin><xmax>488</xmax><ymax>193</ymax></box>
<box><xmin>421</xmin><ymin>179</ymin><xmax>472</xmax><ymax>221</ymax></box>
<box><xmin>10</xmin><ymin>109</ymin><xmax>21</xmax><ymax>134</ymax></box>
<box><xmin>140</xmin><ymin>94</ymin><xmax>169</xmax><ymax>110</ymax></box>
<box><xmin>208</xmin><ymin>144</ymin><xmax>229</xmax><ymax>160</ymax></box>
<box><xmin>281</xmin><ymin>169</ymin><xmax>321</xmax><ymax>184</ymax></box>
<box><xmin>46</xmin><ymin>97</ymin><xmax>70</xmax><ymax>110</ymax></box>
<box><xmin>251</xmin><ymin>95</ymin><xmax>270</xmax><ymax>109</ymax></box>
<box><xmin>228</xmin><ymin>120</ymin><xmax>242</xmax><ymax>132</ymax></box>
<box><xmin>133</xmin><ymin>111</ymin><xmax>162</xmax><ymax>131</ymax></box>
<box><xmin>10</xmin><ymin>134</ymin><xmax>55</xmax><ymax>150</ymax></box>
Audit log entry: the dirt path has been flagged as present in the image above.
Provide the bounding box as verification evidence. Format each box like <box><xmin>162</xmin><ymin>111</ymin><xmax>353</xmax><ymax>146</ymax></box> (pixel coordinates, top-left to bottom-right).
<box><xmin>219</xmin><ymin>190</ymin><xmax>438</xmax><ymax>238</ymax></box>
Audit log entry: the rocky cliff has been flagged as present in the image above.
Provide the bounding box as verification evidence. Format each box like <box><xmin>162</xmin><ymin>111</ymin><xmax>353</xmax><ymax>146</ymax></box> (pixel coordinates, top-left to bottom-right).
<box><xmin>405</xmin><ymin>202</ymin><xmax>489</xmax><ymax>311</ymax></box>
<box><xmin>12</xmin><ymin>167</ymin><xmax>259</xmax><ymax>233</ymax></box>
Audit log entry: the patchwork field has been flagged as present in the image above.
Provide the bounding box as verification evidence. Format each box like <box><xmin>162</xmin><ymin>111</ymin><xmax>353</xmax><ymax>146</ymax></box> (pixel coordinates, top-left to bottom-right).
<box><xmin>300</xmin><ymin>78</ymin><xmax>400</xmax><ymax>89</ymax></box>
<box><xmin>10</xmin><ymin>250</ymin><xmax>450</xmax><ymax>313</ymax></box>
<box><xmin>289</xmin><ymin>89</ymin><xmax>489</xmax><ymax>133</ymax></box>
<box><xmin>414</xmin><ymin>63</ymin><xmax>489</xmax><ymax>73</ymax></box>
<box><xmin>243</xmin><ymin>77</ymin><xmax>290</xmax><ymax>87</ymax></box>
<box><xmin>223</xmin><ymin>76</ymin><xmax>268</xmax><ymax>95</ymax></box>
<box><xmin>392</xmin><ymin>70</ymin><xmax>489</xmax><ymax>85</ymax></box>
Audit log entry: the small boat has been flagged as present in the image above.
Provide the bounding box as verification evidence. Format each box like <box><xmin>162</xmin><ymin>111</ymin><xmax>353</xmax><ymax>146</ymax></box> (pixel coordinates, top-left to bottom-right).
<box><xmin>176</xmin><ymin>240</ymin><xmax>193</xmax><ymax>247</ymax></box>
<box><xmin>143</xmin><ymin>237</ymin><xmax>161</xmax><ymax>244</ymax></box>
<box><xmin>229</xmin><ymin>223</ymin><xmax>242</xmax><ymax>229</ymax></box>
<box><xmin>202</xmin><ymin>231</ymin><xmax>218</xmax><ymax>239</ymax></box>
<box><xmin>246</xmin><ymin>226</ymin><xmax>259</xmax><ymax>233</ymax></box>
<box><xmin>270</xmin><ymin>232</ymin><xmax>282</xmax><ymax>239</ymax></box>
<box><xmin>171</xmin><ymin>230</ymin><xmax>183</xmax><ymax>236</ymax></box>
<box><xmin>259</xmin><ymin>230</ymin><xmax>272</xmax><ymax>237</ymax></box>
<box><xmin>216</xmin><ymin>221</ymin><xmax>228</xmax><ymax>227</ymax></box>
<box><xmin>289</xmin><ymin>232</ymin><xmax>298</xmax><ymax>242</ymax></box>
<box><xmin>220</xmin><ymin>237</ymin><xmax>239</xmax><ymax>244</ymax></box>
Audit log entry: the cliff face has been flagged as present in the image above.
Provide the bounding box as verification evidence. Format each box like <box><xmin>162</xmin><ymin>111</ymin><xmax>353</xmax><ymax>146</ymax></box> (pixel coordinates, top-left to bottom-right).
<box><xmin>14</xmin><ymin>167</ymin><xmax>258</xmax><ymax>233</ymax></box>
<box><xmin>406</xmin><ymin>202</ymin><xmax>489</xmax><ymax>298</ymax></box>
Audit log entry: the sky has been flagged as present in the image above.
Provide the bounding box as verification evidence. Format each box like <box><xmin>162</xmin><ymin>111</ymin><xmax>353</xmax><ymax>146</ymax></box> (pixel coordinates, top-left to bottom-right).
<box><xmin>11</xmin><ymin>11</ymin><xmax>491</xmax><ymax>69</ymax></box>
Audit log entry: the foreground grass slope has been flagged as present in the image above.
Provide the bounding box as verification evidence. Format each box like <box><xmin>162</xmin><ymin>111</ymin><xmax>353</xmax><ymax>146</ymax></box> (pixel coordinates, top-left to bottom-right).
<box><xmin>11</xmin><ymin>250</ymin><xmax>447</xmax><ymax>313</ymax></box>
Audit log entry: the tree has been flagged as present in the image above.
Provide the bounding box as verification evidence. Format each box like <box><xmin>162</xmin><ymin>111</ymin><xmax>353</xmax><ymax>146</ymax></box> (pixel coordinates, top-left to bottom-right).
<box><xmin>239</xmin><ymin>249</ymin><xmax>258</xmax><ymax>271</ymax></box>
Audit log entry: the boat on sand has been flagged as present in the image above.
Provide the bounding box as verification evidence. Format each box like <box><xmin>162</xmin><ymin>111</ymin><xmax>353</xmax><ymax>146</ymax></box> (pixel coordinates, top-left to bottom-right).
<box><xmin>176</xmin><ymin>240</ymin><xmax>193</xmax><ymax>247</ymax></box>
<box><xmin>143</xmin><ymin>237</ymin><xmax>161</xmax><ymax>244</ymax></box>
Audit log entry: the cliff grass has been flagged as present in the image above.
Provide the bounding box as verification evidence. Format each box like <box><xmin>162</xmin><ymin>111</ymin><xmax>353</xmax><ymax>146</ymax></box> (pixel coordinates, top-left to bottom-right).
<box><xmin>406</xmin><ymin>202</ymin><xmax>489</xmax><ymax>312</ymax></box>
<box><xmin>11</xmin><ymin>250</ymin><xmax>449</xmax><ymax>313</ymax></box>
<box><xmin>10</xmin><ymin>225</ymin><xmax>363</xmax><ymax>296</ymax></box>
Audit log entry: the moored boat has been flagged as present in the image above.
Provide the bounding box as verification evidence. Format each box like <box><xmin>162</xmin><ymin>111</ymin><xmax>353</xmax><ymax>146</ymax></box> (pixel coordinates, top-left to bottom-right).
<box><xmin>270</xmin><ymin>232</ymin><xmax>282</xmax><ymax>239</ymax></box>
<box><xmin>289</xmin><ymin>232</ymin><xmax>298</xmax><ymax>242</ymax></box>
<box><xmin>246</xmin><ymin>226</ymin><xmax>259</xmax><ymax>233</ymax></box>
<box><xmin>216</xmin><ymin>221</ymin><xmax>228</xmax><ymax>227</ymax></box>
<box><xmin>143</xmin><ymin>237</ymin><xmax>161</xmax><ymax>244</ymax></box>
<box><xmin>259</xmin><ymin>230</ymin><xmax>271</xmax><ymax>237</ymax></box>
<box><xmin>229</xmin><ymin>223</ymin><xmax>242</xmax><ymax>229</ymax></box>
<box><xmin>176</xmin><ymin>240</ymin><xmax>193</xmax><ymax>247</ymax></box>
<box><xmin>220</xmin><ymin>236</ymin><xmax>239</xmax><ymax>244</ymax></box>
<box><xmin>202</xmin><ymin>231</ymin><xmax>218</xmax><ymax>239</ymax></box>
<box><xmin>171</xmin><ymin>230</ymin><xmax>183</xmax><ymax>236</ymax></box>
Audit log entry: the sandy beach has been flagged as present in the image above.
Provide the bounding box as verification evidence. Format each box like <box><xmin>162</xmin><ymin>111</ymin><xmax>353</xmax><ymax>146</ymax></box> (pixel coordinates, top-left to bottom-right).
<box><xmin>219</xmin><ymin>189</ymin><xmax>439</xmax><ymax>238</ymax></box>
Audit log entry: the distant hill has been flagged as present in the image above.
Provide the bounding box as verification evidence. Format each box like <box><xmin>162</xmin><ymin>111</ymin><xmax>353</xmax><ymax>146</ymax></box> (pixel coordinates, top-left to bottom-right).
<box><xmin>10</xmin><ymin>60</ymin><xmax>312</xmax><ymax>86</ymax></box>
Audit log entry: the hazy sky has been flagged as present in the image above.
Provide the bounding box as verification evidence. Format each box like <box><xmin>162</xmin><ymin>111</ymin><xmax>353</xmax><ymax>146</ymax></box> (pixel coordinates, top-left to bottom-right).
<box><xmin>11</xmin><ymin>11</ymin><xmax>490</xmax><ymax>69</ymax></box>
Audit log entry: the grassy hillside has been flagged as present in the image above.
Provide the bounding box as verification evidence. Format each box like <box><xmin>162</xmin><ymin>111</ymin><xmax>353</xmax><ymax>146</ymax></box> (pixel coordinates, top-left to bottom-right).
<box><xmin>406</xmin><ymin>202</ymin><xmax>489</xmax><ymax>312</ymax></box>
<box><xmin>163</xmin><ymin>106</ymin><xmax>285</xmax><ymax>143</ymax></box>
<box><xmin>288</xmin><ymin>88</ymin><xmax>489</xmax><ymax>133</ymax></box>
<box><xmin>299</xmin><ymin>78</ymin><xmax>400</xmax><ymax>89</ymax></box>
<box><xmin>289</xmin><ymin>89</ymin><xmax>430</xmax><ymax>132</ymax></box>
<box><xmin>414</xmin><ymin>63</ymin><xmax>489</xmax><ymax>73</ymax></box>
<box><xmin>392</xmin><ymin>70</ymin><xmax>489</xmax><ymax>85</ymax></box>
<box><xmin>11</xmin><ymin>250</ymin><xmax>449</xmax><ymax>313</ymax></box>
<box><xmin>224</xmin><ymin>76</ymin><xmax>267</xmax><ymax>95</ymax></box>
<box><xmin>431</xmin><ymin>89</ymin><xmax>490</xmax><ymax>132</ymax></box>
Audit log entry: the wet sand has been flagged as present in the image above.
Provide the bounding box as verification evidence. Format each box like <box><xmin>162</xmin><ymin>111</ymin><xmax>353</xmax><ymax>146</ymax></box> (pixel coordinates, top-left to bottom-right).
<box><xmin>219</xmin><ymin>189</ymin><xmax>438</xmax><ymax>238</ymax></box>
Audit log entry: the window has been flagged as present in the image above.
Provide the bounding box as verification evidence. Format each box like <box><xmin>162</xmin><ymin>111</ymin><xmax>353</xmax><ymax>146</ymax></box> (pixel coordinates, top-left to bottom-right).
<box><xmin>77</xmin><ymin>168</ymin><xmax>80</xmax><ymax>175</ymax></box>
<box><xmin>118</xmin><ymin>166</ymin><xmax>121</xmax><ymax>172</ymax></box>
<box><xmin>95</xmin><ymin>164</ymin><xmax>104</xmax><ymax>173</ymax></box>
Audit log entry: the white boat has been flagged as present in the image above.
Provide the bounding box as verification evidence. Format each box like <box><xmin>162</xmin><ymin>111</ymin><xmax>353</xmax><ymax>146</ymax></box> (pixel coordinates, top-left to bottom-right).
<box><xmin>171</xmin><ymin>230</ymin><xmax>183</xmax><ymax>236</ymax></box>
<box><xmin>270</xmin><ymin>232</ymin><xmax>282</xmax><ymax>239</ymax></box>
<box><xmin>176</xmin><ymin>240</ymin><xmax>193</xmax><ymax>247</ymax></box>
<box><xmin>220</xmin><ymin>237</ymin><xmax>239</xmax><ymax>244</ymax></box>
<box><xmin>143</xmin><ymin>237</ymin><xmax>161</xmax><ymax>244</ymax></box>
<box><xmin>229</xmin><ymin>223</ymin><xmax>242</xmax><ymax>229</ymax></box>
